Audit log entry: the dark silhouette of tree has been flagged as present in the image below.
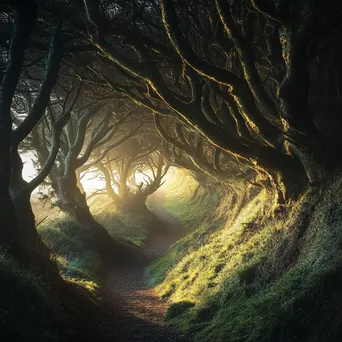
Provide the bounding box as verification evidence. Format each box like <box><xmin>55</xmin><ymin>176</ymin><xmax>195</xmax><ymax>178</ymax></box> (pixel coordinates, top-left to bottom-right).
<box><xmin>0</xmin><ymin>1</ymin><xmax>73</xmax><ymax>266</ymax></box>
<box><xmin>0</xmin><ymin>4</ymin><xmax>104</xmax><ymax>320</ymax></box>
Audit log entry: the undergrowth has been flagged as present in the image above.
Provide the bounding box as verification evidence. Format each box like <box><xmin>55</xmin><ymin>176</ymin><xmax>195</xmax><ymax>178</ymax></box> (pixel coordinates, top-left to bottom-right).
<box><xmin>162</xmin><ymin>171</ymin><xmax>221</xmax><ymax>233</ymax></box>
<box><xmin>147</xmin><ymin>171</ymin><xmax>342</xmax><ymax>342</ymax></box>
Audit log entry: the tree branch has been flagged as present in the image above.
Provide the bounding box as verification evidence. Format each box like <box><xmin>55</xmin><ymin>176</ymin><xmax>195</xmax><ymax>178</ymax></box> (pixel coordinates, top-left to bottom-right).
<box><xmin>12</xmin><ymin>21</ymin><xmax>64</xmax><ymax>146</ymax></box>
<box><xmin>0</xmin><ymin>3</ymin><xmax>36</xmax><ymax>194</ymax></box>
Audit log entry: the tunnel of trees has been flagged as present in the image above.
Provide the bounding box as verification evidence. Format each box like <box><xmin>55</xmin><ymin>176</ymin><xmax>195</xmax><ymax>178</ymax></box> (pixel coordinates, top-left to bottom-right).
<box><xmin>1</xmin><ymin>0</ymin><xmax>342</xmax><ymax>341</ymax></box>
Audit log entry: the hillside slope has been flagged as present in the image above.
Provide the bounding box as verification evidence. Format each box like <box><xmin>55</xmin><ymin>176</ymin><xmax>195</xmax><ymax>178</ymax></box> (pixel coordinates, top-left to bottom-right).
<box><xmin>147</xmin><ymin>171</ymin><xmax>342</xmax><ymax>342</ymax></box>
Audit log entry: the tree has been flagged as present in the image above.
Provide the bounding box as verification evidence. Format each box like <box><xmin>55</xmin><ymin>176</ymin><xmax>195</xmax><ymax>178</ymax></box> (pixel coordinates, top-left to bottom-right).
<box><xmin>155</xmin><ymin>114</ymin><xmax>250</xmax><ymax>188</ymax></box>
<box><xmin>31</xmin><ymin>96</ymin><xmax>136</xmax><ymax>253</ymax></box>
<box><xmin>0</xmin><ymin>1</ymin><xmax>71</xmax><ymax>265</ymax></box>
<box><xmin>95</xmin><ymin>136</ymin><xmax>169</xmax><ymax>214</ymax></box>
<box><xmin>0</xmin><ymin>5</ymin><xmax>102</xmax><ymax>320</ymax></box>
<box><xmin>0</xmin><ymin>0</ymin><xmax>103</xmax><ymax>266</ymax></box>
<box><xmin>75</xmin><ymin>0</ymin><xmax>342</xmax><ymax>203</ymax></box>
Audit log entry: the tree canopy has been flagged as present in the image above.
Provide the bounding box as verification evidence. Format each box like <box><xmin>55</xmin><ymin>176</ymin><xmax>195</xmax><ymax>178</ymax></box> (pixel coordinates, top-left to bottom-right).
<box><xmin>1</xmin><ymin>0</ymin><xmax>342</xmax><ymax>286</ymax></box>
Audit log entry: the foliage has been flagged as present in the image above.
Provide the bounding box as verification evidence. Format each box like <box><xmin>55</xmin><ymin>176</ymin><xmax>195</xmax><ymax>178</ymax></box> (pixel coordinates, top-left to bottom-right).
<box><xmin>147</xmin><ymin>174</ymin><xmax>342</xmax><ymax>341</ymax></box>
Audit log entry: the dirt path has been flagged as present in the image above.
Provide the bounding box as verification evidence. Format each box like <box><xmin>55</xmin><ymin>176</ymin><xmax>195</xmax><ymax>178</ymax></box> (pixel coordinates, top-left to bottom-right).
<box><xmin>98</xmin><ymin>204</ymin><xmax>187</xmax><ymax>342</ymax></box>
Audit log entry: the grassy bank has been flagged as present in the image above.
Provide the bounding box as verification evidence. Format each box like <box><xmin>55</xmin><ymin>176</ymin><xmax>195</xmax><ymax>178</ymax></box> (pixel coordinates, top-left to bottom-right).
<box><xmin>0</xmin><ymin>200</ymin><xmax>151</xmax><ymax>341</ymax></box>
<box><xmin>146</xmin><ymin>171</ymin><xmax>222</xmax><ymax>286</ymax></box>
<box><xmin>92</xmin><ymin>199</ymin><xmax>150</xmax><ymax>247</ymax></box>
<box><xmin>147</xmin><ymin>171</ymin><xmax>342</xmax><ymax>341</ymax></box>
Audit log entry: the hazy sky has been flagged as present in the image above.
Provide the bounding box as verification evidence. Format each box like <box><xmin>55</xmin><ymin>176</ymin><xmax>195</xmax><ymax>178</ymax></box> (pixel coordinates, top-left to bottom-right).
<box><xmin>22</xmin><ymin>152</ymin><xmax>37</xmax><ymax>181</ymax></box>
<box><xmin>21</xmin><ymin>151</ymin><xmax>105</xmax><ymax>193</ymax></box>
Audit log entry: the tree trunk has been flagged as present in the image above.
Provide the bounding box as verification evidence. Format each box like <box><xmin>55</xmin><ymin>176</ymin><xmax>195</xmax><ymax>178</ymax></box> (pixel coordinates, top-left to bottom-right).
<box><xmin>107</xmin><ymin>187</ymin><xmax>152</xmax><ymax>216</ymax></box>
<box><xmin>253</xmin><ymin>142</ymin><xmax>308</xmax><ymax>200</ymax></box>
<box><xmin>121</xmin><ymin>196</ymin><xmax>151</xmax><ymax>215</ymax></box>
<box><xmin>55</xmin><ymin>172</ymin><xmax>115</xmax><ymax>258</ymax></box>
<box><xmin>0</xmin><ymin>192</ymin><xmax>22</xmax><ymax>256</ymax></box>
<box><xmin>7</xmin><ymin>152</ymin><xmax>52</xmax><ymax>270</ymax></box>
<box><xmin>10</xmin><ymin>185</ymin><xmax>40</xmax><ymax>242</ymax></box>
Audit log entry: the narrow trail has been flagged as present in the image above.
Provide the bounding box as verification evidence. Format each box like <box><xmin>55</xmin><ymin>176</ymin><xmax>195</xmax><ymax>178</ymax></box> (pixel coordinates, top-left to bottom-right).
<box><xmin>98</xmin><ymin>203</ymin><xmax>187</xmax><ymax>342</ymax></box>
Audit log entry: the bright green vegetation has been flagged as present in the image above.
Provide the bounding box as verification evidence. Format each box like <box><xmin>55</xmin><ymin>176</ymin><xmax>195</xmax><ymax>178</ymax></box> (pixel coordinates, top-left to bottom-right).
<box><xmin>93</xmin><ymin>201</ymin><xmax>150</xmax><ymax>247</ymax></box>
<box><xmin>39</xmin><ymin>217</ymin><xmax>102</xmax><ymax>294</ymax></box>
<box><xmin>146</xmin><ymin>171</ymin><xmax>222</xmax><ymax>285</ymax></box>
<box><xmin>38</xmin><ymin>203</ymin><xmax>152</xmax><ymax>292</ymax></box>
<box><xmin>162</xmin><ymin>171</ymin><xmax>222</xmax><ymax>234</ymax></box>
<box><xmin>147</xmin><ymin>172</ymin><xmax>342</xmax><ymax>341</ymax></box>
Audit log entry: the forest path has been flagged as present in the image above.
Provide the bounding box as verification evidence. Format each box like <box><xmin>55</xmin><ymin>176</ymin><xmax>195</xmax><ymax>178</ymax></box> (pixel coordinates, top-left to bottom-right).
<box><xmin>98</xmin><ymin>198</ymin><xmax>186</xmax><ymax>342</ymax></box>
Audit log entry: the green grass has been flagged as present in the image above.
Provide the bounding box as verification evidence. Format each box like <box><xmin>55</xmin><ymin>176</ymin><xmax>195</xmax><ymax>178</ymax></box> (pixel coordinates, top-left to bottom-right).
<box><xmin>0</xmin><ymin>248</ymin><xmax>61</xmax><ymax>341</ymax></box>
<box><xmin>0</xmin><ymin>203</ymin><xmax>114</xmax><ymax>341</ymax></box>
<box><xmin>146</xmin><ymin>171</ymin><xmax>223</xmax><ymax>286</ymax></box>
<box><xmin>0</xmin><ymin>212</ymin><xmax>104</xmax><ymax>341</ymax></box>
<box><xmin>37</xmin><ymin>200</ymin><xmax>153</xmax><ymax>289</ymax></box>
<box><xmin>162</xmin><ymin>171</ymin><xmax>222</xmax><ymax>233</ymax></box>
<box><xmin>147</xmin><ymin>172</ymin><xmax>342</xmax><ymax>341</ymax></box>
<box><xmin>38</xmin><ymin>216</ymin><xmax>102</xmax><ymax>294</ymax></box>
<box><xmin>94</xmin><ymin>206</ymin><xmax>150</xmax><ymax>247</ymax></box>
